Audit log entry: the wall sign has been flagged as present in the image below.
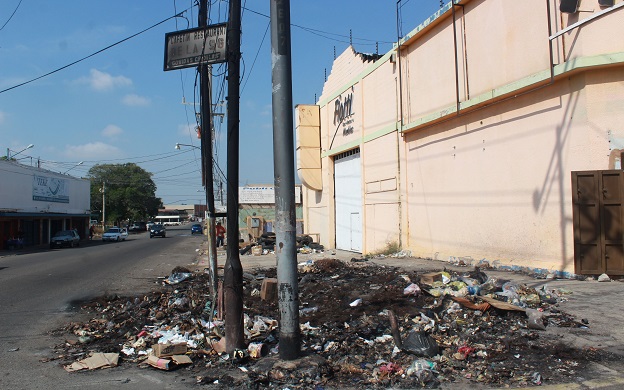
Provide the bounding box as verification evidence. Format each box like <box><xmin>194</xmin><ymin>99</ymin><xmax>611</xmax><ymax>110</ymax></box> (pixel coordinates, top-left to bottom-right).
<box><xmin>334</xmin><ymin>93</ymin><xmax>354</xmax><ymax>136</ymax></box>
<box><xmin>239</xmin><ymin>186</ymin><xmax>302</xmax><ymax>204</ymax></box>
<box><xmin>32</xmin><ymin>175</ymin><xmax>69</xmax><ymax>203</ymax></box>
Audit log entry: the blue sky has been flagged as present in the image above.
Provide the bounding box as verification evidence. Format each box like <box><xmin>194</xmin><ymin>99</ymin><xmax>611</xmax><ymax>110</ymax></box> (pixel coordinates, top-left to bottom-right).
<box><xmin>0</xmin><ymin>0</ymin><xmax>444</xmax><ymax>206</ymax></box>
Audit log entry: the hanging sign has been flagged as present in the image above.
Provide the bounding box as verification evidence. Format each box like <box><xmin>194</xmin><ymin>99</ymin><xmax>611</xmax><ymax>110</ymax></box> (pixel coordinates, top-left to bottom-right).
<box><xmin>164</xmin><ymin>23</ymin><xmax>227</xmax><ymax>71</ymax></box>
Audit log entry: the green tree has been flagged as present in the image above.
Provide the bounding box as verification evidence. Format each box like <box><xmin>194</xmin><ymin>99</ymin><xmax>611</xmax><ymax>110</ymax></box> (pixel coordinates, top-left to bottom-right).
<box><xmin>88</xmin><ymin>163</ymin><xmax>162</xmax><ymax>225</ymax></box>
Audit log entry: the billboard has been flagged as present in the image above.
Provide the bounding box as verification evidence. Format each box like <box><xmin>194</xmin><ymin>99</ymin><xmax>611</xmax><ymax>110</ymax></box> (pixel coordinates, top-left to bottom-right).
<box><xmin>32</xmin><ymin>175</ymin><xmax>69</xmax><ymax>203</ymax></box>
<box><xmin>164</xmin><ymin>23</ymin><xmax>227</xmax><ymax>71</ymax></box>
<box><xmin>239</xmin><ymin>186</ymin><xmax>302</xmax><ymax>204</ymax></box>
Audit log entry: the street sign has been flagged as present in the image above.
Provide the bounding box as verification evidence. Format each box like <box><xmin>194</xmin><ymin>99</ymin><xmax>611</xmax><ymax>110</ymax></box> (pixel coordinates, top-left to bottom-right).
<box><xmin>164</xmin><ymin>23</ymin><xmax>227</xmax><ymax>71</ymax></box>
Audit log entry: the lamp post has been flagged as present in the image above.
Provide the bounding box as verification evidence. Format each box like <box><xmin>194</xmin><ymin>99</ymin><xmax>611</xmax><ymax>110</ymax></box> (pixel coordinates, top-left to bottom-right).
<box><xmin>6</xmin><ymin>144</ymin><xmax>34</xmax><ymax>159</ymax></box>
<box><xmin>64</xmin><ymin>161</ymin><xmax>83</xmax><ymax>175</ymax></box>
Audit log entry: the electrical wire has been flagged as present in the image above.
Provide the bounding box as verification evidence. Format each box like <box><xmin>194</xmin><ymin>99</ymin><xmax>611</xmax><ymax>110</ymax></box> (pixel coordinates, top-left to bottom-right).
<box><xmin>242</xmin><ymin>5</ymin><xmax>394</xmax><ymax>46</ymax></box>
<box><xmin>0</xmin><ymin>0</ymin><xmax>23</xmax><ymax>32</ymax></box>
<box><xmin>240</xmin><ymin>20</ymin><xmax>269</xmax><ymax>95</ymax></box>
<box><xmin>0</xmin><ymin>8</ymin><xmax>191</xmax><ymax>94</ymax></box>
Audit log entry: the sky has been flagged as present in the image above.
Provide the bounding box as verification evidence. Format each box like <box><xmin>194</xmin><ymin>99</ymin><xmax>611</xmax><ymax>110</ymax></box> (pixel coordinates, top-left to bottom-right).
<box><xmin>0</xmin><ymin>0</ymin><xmax>445</xmax><ymax>207</ymax></box>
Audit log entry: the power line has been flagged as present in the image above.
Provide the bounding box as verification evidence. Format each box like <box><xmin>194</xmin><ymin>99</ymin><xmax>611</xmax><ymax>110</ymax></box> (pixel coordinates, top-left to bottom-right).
<box><xmin>0</xmin><ymin>8</ymin><xmax>191</xmax><ymax>94</ymax></box>
<box><xmin>0</xmin><ymin>0</ymin><xmax>23</xmax><ymax>32</ymax></box>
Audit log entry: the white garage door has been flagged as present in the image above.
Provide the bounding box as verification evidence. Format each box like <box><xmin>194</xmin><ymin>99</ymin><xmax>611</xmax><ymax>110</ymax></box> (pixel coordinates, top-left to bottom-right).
<box><xmin>334</xmin><ymin>148</ymin><xmax>362</xmax><ymax>252</ymax></box>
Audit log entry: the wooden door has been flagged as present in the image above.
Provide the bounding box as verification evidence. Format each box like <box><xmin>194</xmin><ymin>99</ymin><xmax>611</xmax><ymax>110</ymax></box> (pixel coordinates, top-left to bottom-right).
<box><xmin>572</xmin><ymin>170</ymin><xmax>624</xmax><ymax>275</ymax></box>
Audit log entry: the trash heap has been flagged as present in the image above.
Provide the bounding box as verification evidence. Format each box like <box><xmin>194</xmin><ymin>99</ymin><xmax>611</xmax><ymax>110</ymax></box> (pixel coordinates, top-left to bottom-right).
<box><xmin>240</xmin><ymin>233</ymin><xmax>324</xmax><ymax>256</ymax></box>
<box><xmin>49</xmin><ymin>260</ymin><xmax>616</xmax><ymax>388</ymax></box>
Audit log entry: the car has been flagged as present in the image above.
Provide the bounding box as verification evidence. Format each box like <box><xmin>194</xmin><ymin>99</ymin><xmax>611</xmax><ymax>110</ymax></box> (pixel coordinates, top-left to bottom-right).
<box><xmin>150</xmin><ymin>224</ymin><xmax>166</xmax><ymax>238</ymax></box>
<box><xmin>191</xmin><ymin>223</ymin><xmax>203</xmax><ymax>235</ymax></box>
<box><xmin>146</xmin><ymin>221</ymin><xmax>154</xmax><ymax>231</ymax></box>
<box><xmin>50</xmin><ymin>230</ymin><xmax>80</xmax><ymax>248</ymax></box>
<box><xmin>102</xmin><ymin>227</ymin><xmax>129</xmax><ymax>242</ymax></box>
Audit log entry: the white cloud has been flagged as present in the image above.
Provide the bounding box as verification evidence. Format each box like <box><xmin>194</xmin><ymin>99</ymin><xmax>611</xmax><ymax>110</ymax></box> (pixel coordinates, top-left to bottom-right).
<box><xmin>101</xmin><ymin>124</ymin><xmax>123</xmax><ymax>138</ymax></box>
<box><xmin>64</xmin><ymin>142</ymin><xmax>122</xmax><ymax>160</ymax></box>
<box><xmin>178</xmin><ymin>123</ymin><xmax>200</xmax><ymax>138</ymax></box>
<box><xmin>79</xmin><ymin>69</ymin><xmax>132</xmax><ymax>91</ymax></box>
<box><xmin>122</xmin><ymin>94</ymin><xmax>150</xmax><ymax>107</ymax></box>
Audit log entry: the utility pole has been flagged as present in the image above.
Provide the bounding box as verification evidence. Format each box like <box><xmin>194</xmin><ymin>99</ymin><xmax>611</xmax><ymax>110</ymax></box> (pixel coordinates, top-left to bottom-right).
<box><xmin>224</xmin><ymin>0</ymin><xmax>244</xmax><ymax>354</ymax></box>
<box><xmin>270</xmin><ymin>0</ymin><xmax>300</xmax><ymax>360</ymax></box>
<box><xmin>199</xmin><ymin>0</ymin><xmax>219</xmax><ymax>297</ymax></box>
<box><xmin>101</xmin><ymin>182</ymin><xmax>106</xmax><ymax>229</ymax></box>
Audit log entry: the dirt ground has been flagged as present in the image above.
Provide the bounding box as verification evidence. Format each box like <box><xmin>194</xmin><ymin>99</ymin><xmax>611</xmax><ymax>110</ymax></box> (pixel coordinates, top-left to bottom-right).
<box><xmin>45</xmin><ymin>249</ymin><xmax>624</xmax><ymax>389</ymax></box>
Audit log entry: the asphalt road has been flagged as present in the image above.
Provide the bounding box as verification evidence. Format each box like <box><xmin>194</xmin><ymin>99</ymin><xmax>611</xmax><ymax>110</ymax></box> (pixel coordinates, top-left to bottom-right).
<box><xmin>0</xmin><ymin>224</ymin><xmax>204</xmax><ymax>390</ymax></box>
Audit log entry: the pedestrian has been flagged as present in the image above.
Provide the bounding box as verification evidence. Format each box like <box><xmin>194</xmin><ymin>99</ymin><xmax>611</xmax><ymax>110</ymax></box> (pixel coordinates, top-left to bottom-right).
<box><xmin>215</xmin><ymin>221</ymin><xmax>226</xmax><ymax>247</ymax></box>
<box><xmin>89</xmin><ymin>225</ymin><xmax>95</xmax><ymax>240</ymax></box>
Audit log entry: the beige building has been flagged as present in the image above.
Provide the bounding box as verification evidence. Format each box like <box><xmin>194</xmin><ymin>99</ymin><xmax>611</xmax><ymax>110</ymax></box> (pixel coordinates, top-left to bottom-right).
<box><xmin>297</xmin><ymin>0</ymin><xmax>624</xmax><ymax>276</ymax></box>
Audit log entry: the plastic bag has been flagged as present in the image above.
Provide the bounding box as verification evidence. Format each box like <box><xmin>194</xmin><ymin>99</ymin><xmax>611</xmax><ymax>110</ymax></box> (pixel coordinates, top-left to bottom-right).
<box><xmin>401</xmin><ymin>331</ymin><xmax>439</xmax><ymax>357</ymax></box>
<box><xmin>526</xmin><ymin>308</ymin><xmax>546</xmax><ymax>330</ymax></box>
<box><xmin>403</xmin><ymin>283</ymin><xmax>422</xmax><ymax>296</ymax></box>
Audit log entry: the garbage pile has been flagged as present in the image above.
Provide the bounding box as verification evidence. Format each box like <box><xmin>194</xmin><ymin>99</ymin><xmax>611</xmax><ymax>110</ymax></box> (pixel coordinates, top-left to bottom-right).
<box><xmin>48</xmin><ymin>261</ymin><xmax>618</xmax><ymax>388</ymax></box>
<box><xmin>240</xmin><ymin>233</ymin><xmax>324</xmax><ymax>256</ymax></box>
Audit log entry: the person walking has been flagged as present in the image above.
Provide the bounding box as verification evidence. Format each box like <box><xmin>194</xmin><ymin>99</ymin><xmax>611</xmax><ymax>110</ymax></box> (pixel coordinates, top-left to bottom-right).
<box><xmin>215</xmin><ymin>221</ymin><xmax>226</xmax><ymax>247</ymax></box>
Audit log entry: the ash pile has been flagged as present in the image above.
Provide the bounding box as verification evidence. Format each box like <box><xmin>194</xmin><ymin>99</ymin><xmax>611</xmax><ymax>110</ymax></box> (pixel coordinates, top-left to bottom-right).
<box><xmin>47</xmin><ymin>260</ymin><xmax>618</xmax><ymax>388</ymax></box>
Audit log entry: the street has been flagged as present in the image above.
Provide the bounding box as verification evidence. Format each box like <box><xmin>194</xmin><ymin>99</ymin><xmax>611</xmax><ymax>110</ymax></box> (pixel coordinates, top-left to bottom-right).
<box><xmin>2</xmin><ymin>226</ymin><xmax>624</xmax><ymax>389</ymax></box>
<box><xmin>0</xmin><ymin>224</ymin><xmax>203</xmax><ymax>390</ymax></box>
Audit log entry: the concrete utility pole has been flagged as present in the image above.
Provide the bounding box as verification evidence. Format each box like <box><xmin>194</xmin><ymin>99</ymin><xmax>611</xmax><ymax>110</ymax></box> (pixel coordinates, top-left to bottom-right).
<box><xmin>270</xmin><ymin>0</ymin><xmax>301</xmax><ymax>360</ymax></box>
<box><xmin>199</xmin><ymin>0</ymin><xmax>219</xmax><ymax>297</ymax></box>
<box><xmin>224</xmin><ymin>0</ymin><xmax>244</xmax><ymax>354</ymax></box>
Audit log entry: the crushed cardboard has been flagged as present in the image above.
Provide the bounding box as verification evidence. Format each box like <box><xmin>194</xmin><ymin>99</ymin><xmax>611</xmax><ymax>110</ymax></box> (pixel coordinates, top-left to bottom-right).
<box><xmin>64</xmin><ymin>352</ymin><xmax>119</xmax><ymax>372</ymax></box>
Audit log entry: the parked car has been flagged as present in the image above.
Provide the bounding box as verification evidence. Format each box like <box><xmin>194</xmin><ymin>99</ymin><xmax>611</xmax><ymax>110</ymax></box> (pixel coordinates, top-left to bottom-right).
<box><xmin>191</xmin><ymin>223</ymin><xmax>203</xmax><ymax>235</ymax></box>
<box><xmin>146</xmin><ymin>221</ymin><xmax>154</xmax><ymax>231</ymax></box>
<box><xmin>50</xmin><ymin>230</ymin><xmax>80</xmax><ymax>248</ymax></box>
<box><xmin>102</xmin><ymin>227</ymin><xmax>129</xmax><ymax>242</ymax></box>
<box><xmin>150</xmin><ymin>224</ymin><xmax>166</xmax><ymax>238</ymax></box>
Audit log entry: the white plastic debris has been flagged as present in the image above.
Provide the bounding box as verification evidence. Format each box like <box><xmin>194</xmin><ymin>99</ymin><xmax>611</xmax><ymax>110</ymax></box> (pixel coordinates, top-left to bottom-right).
<box><xmin>598</xmin><ymin>273</ymin><xmax>611</xmax><ymax>282</ymax></box>
<box><xmin>349</xmin><ymin>298</ymin><xmax>363</xmax><ymax>307</ymax></box>
<box><xmin>403</xmin><ymin>283</ymin><xmax>421</xmax><ymax>296</ymax></box>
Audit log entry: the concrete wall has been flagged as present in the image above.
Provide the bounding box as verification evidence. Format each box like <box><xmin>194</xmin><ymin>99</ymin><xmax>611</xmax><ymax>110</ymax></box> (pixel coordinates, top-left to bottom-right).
<box><xmin>0</xmin><ymin>160</ymin><xmax>90</xmax><ymax>214</ymax></box>
<box><xmin>299</xmin><ymin>0</ymin><xmax>624</xmax><ymax>273</ymax></box>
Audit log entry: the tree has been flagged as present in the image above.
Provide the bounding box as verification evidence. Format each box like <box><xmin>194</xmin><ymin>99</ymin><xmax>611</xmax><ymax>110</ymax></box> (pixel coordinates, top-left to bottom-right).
<box><xmin>88</xmin><ymin>163</ymin><xmax>162</xmax><ymax>225</ymax></box>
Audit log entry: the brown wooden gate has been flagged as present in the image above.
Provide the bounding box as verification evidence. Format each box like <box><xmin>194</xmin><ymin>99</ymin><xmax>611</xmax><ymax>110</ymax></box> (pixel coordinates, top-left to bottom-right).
<box><xmin>572</xmin><ymin>170</ymin><xmax>624</xmax><ymax>275</ymax></box>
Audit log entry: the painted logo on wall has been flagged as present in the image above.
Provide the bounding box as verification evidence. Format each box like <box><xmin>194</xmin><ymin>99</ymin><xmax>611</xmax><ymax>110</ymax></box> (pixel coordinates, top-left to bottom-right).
<box><xmin>32</xmin><ymin>175</ymin><xmax>69</xmax><ymax>203</ymax></box>
<box><xmin>334</xmin><ymin>93</ymin><xmax>354</xmax><ymax>136</ymax></box>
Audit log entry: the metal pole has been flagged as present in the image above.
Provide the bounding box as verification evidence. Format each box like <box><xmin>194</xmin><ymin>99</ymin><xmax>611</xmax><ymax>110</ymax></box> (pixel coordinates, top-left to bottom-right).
<box><xmin>270</xmin><ymin>0</ymin><xmax>300</xmax><ymax>360</ymax></box>
<box><xmin>102</xmin><ymin>182</ymin><xmax>106</xmax><ymax>230</ymax></box>
<box><xmin>199</xmin><ymin>0</ymin><xmax>218</xmax><ymax>297</ymax></box>
<box><xmin>224</xmin><ymin>0</ymin><xmax>244</xmax><ymax>354</ymax></box>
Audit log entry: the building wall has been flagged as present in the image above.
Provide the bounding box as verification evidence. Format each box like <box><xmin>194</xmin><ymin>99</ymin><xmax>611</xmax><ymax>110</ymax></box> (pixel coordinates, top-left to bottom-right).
<box><xmin>0</xmin><ymin>160</ymin><xmax>91</xmax><ymax>247</ymax></box>
<box><xmin>0</xmin><ymin>160</ymin><xmax>90</xmax><ymax>214</ymax></box>
<box><xmin>300</xmin><ymin>0</ymin><xmax>624</xmax><ymax>273</ymax></box>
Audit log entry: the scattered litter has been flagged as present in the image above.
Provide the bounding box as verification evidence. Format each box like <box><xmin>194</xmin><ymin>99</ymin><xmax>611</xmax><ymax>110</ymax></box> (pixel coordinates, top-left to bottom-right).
<box><xmin>147</xmin><ymin>354</ymin><xmax>192</xmax><ymax>370</ymax></box>
<box><xmin>50</xmin><ymin>263</ymin><xmax>613</xmax><ymax>388</ymax></box>
<box><xmin>166</xmin><ymin>272</ymin><xmax>192</xmax><ymax>284</ymax></box>
<box><xmin>598</xmin><ymin>273</ymin><xmax>611</xmax><ymax>282</ymax></box>
<box><xmin>64</xmin><ymin>352</ymin><xmax>119</xmax><ymax>372</ymax></box>
<box><xmin>349</xmin><ymin>298</ymin><xmax>362</xmax><ymax>307</ymax></box>
<box><xmin>403</xmin><ymin>283</ymin><xmax>421</xmax><ymax>296</ymax></box>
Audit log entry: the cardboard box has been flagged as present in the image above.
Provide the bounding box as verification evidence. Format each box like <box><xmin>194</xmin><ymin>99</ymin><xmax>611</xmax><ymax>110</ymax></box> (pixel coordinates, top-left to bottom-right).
<box><xmin>147</xmin><ymin>355</ymin><xmax>171</xmax><ymax>370</ymax></box>
<box><xmin>152</xmin><ymin>342</ymin><xmax>187</xmax><ymax>357</ymax></box>
<box><xmin>251</xmin><ymin>246</ymin><xmax>262</xmax><ymax>256</ymax></box>
<box><xmin>147</xmin><ymin>354</ymin><xmax>192</xmax><ymax>371</ymax></box>
<box><xmin>420</xmin><ymin>272</ymin><xmax>443</xmax><ymax>286</ymax></box>
<box><xmin>260</xmin><ymin>278</ymin><xmax>278</xmax><ymax>301</ymax></box>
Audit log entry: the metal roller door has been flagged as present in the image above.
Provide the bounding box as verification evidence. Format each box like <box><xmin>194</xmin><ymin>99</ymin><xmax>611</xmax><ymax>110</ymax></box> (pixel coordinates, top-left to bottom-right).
<box><xmin>334</xmin><ymin>148</ymin><xmax>362</xmax><ymax>252</ymax></box>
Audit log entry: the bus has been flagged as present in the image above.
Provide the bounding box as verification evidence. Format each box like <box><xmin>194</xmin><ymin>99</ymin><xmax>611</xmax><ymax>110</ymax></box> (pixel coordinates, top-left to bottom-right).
<box><xmin>154</xmin><ymin>215</ymin><xmax>181</xmax><ymax>226</ymax></box>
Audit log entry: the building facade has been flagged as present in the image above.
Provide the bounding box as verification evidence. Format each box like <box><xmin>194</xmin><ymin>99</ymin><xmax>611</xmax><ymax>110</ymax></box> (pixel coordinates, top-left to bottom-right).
<box><xmin>0</xmin><ymin>160</ymin><xmax>91</xmax><ymax>249</ymax></box>
<box><xmin>297</xmin><ymin>0</ymin><xmax>624</xmax><ymax>275</ymax></box>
